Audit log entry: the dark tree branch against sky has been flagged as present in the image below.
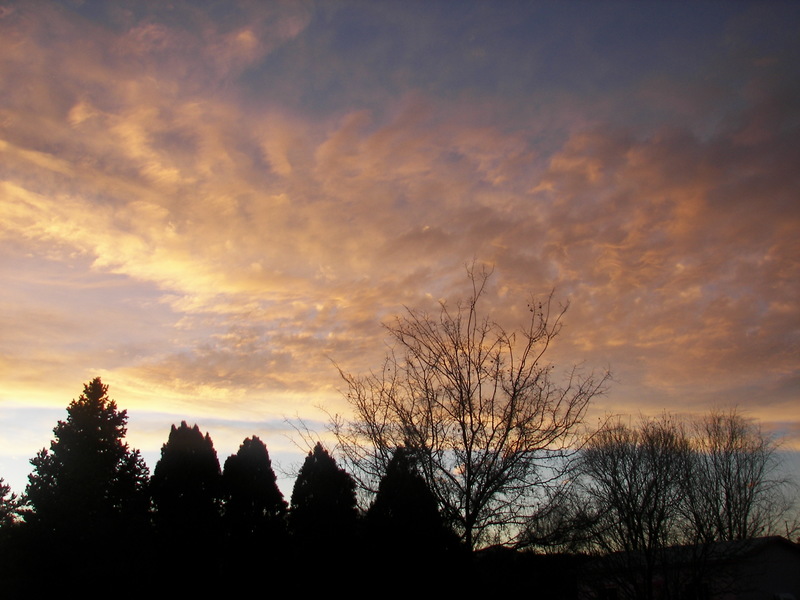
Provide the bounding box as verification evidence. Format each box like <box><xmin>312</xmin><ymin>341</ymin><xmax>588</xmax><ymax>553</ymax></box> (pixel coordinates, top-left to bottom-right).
<box><xmin>334</xmin><ymin>267</ymin><xmax>609</xmax><ymax>549</ymax></box>
<box><xmin>0</xmin><ymin>1</ymin><xmax>798</xmax><ymax>493</ymax></box>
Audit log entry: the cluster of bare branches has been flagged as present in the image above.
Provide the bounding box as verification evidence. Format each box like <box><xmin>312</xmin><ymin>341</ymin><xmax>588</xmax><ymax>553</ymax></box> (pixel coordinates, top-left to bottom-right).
<box><xmin>333</xmin><ymin>266</ymin><xmax>610</xmax><ymax>550</ymax></box>
<box><xmin>537</xmin><ymin>410</ymin><xmax>799</xmax><ymax>600</ymax></box>
<box><xmin>331</xmin><ymin>266</ymin><xmax>797</xmax><ymax>561</ymax></box>
<box><xmin>684</xmin><ymin>410</ymin><xmax>797</xmax><ymax>543</ymax></box>
<box><xmin>572</xmin><ymin>410</ymin><xmax>797</xmax><ymax>552</ymax></box>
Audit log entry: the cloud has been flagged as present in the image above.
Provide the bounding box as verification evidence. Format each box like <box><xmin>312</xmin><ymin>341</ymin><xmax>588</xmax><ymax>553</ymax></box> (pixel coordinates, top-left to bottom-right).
<box><xmin>1</xmin><ymin>0</ymin><xmax>797</xmax><ymax>480</ymax></box>
<box><xmin>526</xmin><ymin>80</ymin><xmax>799</xmax><ymax>413</ymax></box>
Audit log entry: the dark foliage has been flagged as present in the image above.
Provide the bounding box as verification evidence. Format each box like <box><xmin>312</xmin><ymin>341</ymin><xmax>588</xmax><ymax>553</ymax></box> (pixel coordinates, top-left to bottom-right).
<box><xmin>151</xmin><ymin>421</ymin><xmax>223</xmax><ymax>535</ymax></box>
<box><xmin>289</xmin><ymin>442</ymin><xmax>358</xmax><ymax>554</ymax></box>
<box><xmin>150</xmin><ymin>421</ymin><xmax>223</xmax><ymax>589</ymax></box>
<box><xmin>0</xmin><ymin>478</ymin><xmax>20</xmax><ymax>531</ymax></box>
<box><xmin>364</xmin><ymin>447</ymin><xmax>464</xmax><ymax>591</ymax></box>
<box><xmin>366</xmin><ymin>447</ymin><xmax>459</xmax><ymax>557</ymax></box>
<box><xmin>21</xmin><ymin>378</ymin><xmax>150</xmax><ymax>592</ymax></box>
<box><xmin>0</xmin><ymin>478</ymin><xmax>26</xmax><ymax>595</ymax></box>
<box><xmin>473</xmin><ymin>547</ymin><xmax>589</xmax><ymax>598</ymax></box>
<box><xmin>222</xmin><ymin>436</ymin><xmax>288</xmax><ymax>583</ymax></box>
<box><xmin>25</xmin><ymin>378</ymin><xmax>150</xmax><ymax>535</ymax></box>
<box><xmin>223</xmin><ymin>436</ymin><xmax>287</xmax><ymax>537</ymax></box>
<box><xmin>0</xmin><ymin>477</ymin><xmax>23</xmax><ymax>577</ymax></box>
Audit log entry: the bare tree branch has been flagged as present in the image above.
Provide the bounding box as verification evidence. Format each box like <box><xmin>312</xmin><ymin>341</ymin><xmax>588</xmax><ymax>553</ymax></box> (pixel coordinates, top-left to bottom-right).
<box><xmin>332</xmin><ymin>266</ymin><xmax>610</xmax><ymax>550</ymax></box>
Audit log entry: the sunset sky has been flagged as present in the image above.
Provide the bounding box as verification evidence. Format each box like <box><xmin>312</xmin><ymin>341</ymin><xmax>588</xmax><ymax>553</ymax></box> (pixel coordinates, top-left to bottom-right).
<box><xmin>1</xmin><ymin>0</ymin><xmax>798</xmax><ymax>496</ymax></box>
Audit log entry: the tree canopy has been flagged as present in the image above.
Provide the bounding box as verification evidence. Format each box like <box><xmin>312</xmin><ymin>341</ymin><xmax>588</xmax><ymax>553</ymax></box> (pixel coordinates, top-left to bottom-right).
<box><xmin>223</xmin><ymin>436</ymin><xmax>287</xmax><ymax>538</ymax></box>
<box><xmin>289</xmin><ymin>442</ymin><xmax>358</xmax><ymax>550</ymax></box>
<box><xmin>25</xmin><ymin>377</ymin><xmax>149</xmax><ymax>537</ymax></box>
<box><xmin>366</xmin><ymin>446</ymin><xmax>458</xmax><ymax>558</ymax></box>
<box><xmin>579</xmin><ymin>415</ymin><xmax>690</xmax><ymax>555</ymax></box>
<box><xmin>0</xmin><ymin>478</ymin><xmax>20</xmax><ymax>533</ymax></box>
<box><xmin>686</xmin><ymin>409</ymin><xmax>794</xmax><ymax>542</ymax></box>
<box><xmin>566</xmin><ymin>411</ymin><xmax>799</xmax><ymax>600</ymax></box>
<box><xmin>150</xmin><ymin>421</ymin><xmax>223</xmax><ymax>536</ymax></box>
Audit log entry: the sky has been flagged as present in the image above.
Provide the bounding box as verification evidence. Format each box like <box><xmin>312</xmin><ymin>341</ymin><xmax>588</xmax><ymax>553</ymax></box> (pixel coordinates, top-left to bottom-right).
<box><xmin>1</xmin><ymin>0</ymin><xmax>798</xmax><ymax>497</ymax></box>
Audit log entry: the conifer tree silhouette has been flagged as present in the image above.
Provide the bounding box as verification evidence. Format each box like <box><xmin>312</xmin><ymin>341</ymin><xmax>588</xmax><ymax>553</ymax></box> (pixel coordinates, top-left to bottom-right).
<box><xmin>367</xmin><ymin>447</ymin><xmax>458</xmax><ymax>557</ymax></box>
<box><xmin>26</xmin><ymin>377</ymin><xmax>149</xmax><ymax>539</ymax></box>
<box><xmin>223</xmin><ymin>436</ymin><xmax>287</xmax><ymax>537</ymax></box>
<box><xmin>222</xmin><ymin>436</ymin><xmax>288</xmax><ymax>583</ymax></box>
<box><xmin>150</xmin><ymin>421</ymin><xmax>223</xmax><ymax>589</ymax></box>
<box><xmin>24</xmin><ymin>378</ymin><xmax>149</xmax><ymax>590</ymax></box>
<box><xmin>289</xmin><ymin>442</ymin><xmax>357</xmax><ymax>554</ymax></box>
<box><xmin>151</xmin><ymin>421</ymin><xmax>222</xmax><ymax>536</ymax></box>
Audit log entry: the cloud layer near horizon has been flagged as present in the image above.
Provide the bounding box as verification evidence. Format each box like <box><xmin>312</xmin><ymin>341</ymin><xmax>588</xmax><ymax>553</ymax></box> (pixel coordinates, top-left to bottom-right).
<box><xmin>1</xmin><ymin>1</ymin><xmax>798</xmax><ymax>490</ymax></box>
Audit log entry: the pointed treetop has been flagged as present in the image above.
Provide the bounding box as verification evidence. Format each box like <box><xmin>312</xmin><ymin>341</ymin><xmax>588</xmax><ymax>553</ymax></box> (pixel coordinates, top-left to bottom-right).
<box><xmin>82</xmin><ymin>377</ymin><xmax>108</xmax><ymax>402</ymax></box>
<box><xmin>25</xmin><ymin>377</ymin><xmax>148</xmax><ymax>531</ymax></box>
<box><xmin>223</xmin><ymin>435</ymin><xmax>287</xmax><ymax>528</ymax></box>
<box><xmin>57</xmin><ymin>376</ymin><xmax>128</xmax><ymax>443</ymax></box>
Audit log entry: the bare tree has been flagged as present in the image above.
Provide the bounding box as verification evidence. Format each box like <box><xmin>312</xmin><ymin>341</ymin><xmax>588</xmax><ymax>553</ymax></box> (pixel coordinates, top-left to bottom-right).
<box><xmin>575</xmin><ymin>415</ymin><xmax>692</xmax><ymax>600</ymax></box>
<box><xmin>333</xmin><ymin>266</ymin><xmax>609</xmax><ymax>550</ymax></box>
<box><xmin>574</xmin><ymin>410</ymin><xmax>799</xmax><ymax>600</ymax></box>
<box><xmin>684</xmin><ymin>409</ymin><xmax>797</xmax><ymax>543</ymax></box>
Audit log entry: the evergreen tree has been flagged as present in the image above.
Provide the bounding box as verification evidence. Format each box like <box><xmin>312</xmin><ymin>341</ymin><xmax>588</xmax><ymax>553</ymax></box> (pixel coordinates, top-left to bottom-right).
<box><xmin>363</xmin><ymin>447</ymin><xmax>463</xmax><ymax>590</ymax></box>
<box><xmin>0</xmin><ymin>478</ymin><xmax>20</xmax><ymax>531</ymax></box>
<box><xmin>25</xmin><ymin>377</ymin><xmax>149</xmax><ymax>538</ymax></box>
<box><xmin>289</xmin><ymin>442</ymin><xmax>357</xmax><ymax>553</ymax></box>
<box><xmin>222</xmin><ymin>436</ymin><xmax>288</xmax><ymax>584</ymax></box>
<box><xmin>0</xmin><ymin>477</ymin><xmax>24</xmax><ymax>594</ymax></box>
<box><xmin>223</xmin><ymin>436</ymin><xmax>287</xmax><ymax>538</ymax></box>
<box><xmin>150</xmin><ymin>421</ymin><xmax>223</xmax><ymax>589</ymax></box>
<box><xmin>22</xmin><ymin>378</ymin><xmax>150</xmax><ymax>592</ymax></box>
<box><xmin>367</xmin><ymin>447</ymin><xmax>458</xmax><ymax>558</ymax></box>
<box><xmin>150</xmin><ymin>421</ymin><xmax>222</xmax><ymax>536</ymax></box>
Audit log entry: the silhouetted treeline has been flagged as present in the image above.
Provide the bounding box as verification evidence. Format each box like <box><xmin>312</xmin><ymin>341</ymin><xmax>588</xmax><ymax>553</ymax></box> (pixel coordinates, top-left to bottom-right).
<box><xmin>0</xmin><ymin>379</ymin><xmax>473</xmax><ymax>595</ymax></box>
<box><xmin>0</xmin><ymin>379</ymin><xmax>796</xmax><ymax>599</ymax></box>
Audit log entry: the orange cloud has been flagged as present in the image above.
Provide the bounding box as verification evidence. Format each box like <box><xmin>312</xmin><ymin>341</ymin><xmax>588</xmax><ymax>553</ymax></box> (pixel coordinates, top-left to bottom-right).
<box><xmin>1</xmin><ymin>0</ymin><xmax>797</xmax><ymax>496</ymax></box>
